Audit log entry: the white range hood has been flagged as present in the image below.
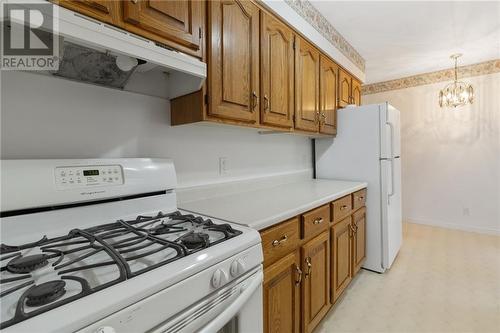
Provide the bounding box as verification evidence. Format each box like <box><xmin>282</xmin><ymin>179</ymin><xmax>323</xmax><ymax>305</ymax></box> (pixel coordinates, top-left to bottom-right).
<box><xmin>10</xmin><ymin>1</ymin><xmax>206</xmax><ymax>99</ymax></box>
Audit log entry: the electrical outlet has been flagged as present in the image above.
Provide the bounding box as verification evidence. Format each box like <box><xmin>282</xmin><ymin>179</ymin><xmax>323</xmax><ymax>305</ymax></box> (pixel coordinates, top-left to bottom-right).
<box><xmin>218</xmin><ymin>157</ymin><xmax>228</xmax><ymax>175</ymax></box>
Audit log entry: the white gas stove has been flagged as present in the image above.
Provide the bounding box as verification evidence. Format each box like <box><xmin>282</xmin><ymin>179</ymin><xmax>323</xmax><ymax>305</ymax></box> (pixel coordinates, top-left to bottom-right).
<box><xmin>0</xmin><ymin>159</ymin><xmax>263</xmax><ymax>332</ymax></box>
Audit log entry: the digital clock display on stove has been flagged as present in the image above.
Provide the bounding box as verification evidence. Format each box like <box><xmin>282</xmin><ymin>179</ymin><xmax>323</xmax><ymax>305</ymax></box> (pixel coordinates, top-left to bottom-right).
<box><xmin>83</xmin><ymin>170</ymin><xmax>100</xmax><ymax>176</ymax></box>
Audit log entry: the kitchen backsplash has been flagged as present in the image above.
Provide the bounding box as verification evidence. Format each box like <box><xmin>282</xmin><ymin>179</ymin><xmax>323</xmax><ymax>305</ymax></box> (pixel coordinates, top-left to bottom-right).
<box><xmin>1</xmin><ymin>71</ymin><xmax>312</xmax><ymax>188</ymax></box>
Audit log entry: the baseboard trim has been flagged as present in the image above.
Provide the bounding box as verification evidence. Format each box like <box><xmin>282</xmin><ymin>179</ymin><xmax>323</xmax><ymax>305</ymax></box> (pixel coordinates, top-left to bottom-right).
<box><xmin>406</xmin><ymin>218</ymin><xmax>500</xmax><ymax>236</ymax></box>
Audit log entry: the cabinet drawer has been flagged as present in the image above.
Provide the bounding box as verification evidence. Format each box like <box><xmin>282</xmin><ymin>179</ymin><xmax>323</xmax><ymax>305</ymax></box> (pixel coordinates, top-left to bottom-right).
<box><xmin>353</xmin><ymin>189</ymin><xmax>367</xmax><ymax>210</ymax></box>
<box><xmin>331</xmin><ymin>195</ymin><xmax>352</xmax><ymax>223</ymax></box>
<box><xmin>261</xmin><ymin>218</ymin><xmax>300</xmax><ymax>266</ymax></box>
<box><xmin>301</xmin><ymin>204</ymin><xmax>330</xmax><ymax>240</ymax></box>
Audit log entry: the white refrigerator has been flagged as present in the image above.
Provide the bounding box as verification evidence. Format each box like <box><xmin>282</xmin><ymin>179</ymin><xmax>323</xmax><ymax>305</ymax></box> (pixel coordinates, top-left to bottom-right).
<box><xmin>315</xmin><ymin>102</ymin><xmax>402</xmax><ymax>273</ymax></box>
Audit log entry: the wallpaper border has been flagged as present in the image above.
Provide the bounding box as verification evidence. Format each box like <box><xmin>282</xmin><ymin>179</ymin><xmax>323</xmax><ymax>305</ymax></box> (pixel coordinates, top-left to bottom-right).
<box><xmin>284</xmin><ymin>0</ymin><xmax>365</xmax><ymax>72</ymax></box>
<box><xmin>362</xmin><ymin>59</ymin><xmax>500</xmax><ymax>95</ymax></box>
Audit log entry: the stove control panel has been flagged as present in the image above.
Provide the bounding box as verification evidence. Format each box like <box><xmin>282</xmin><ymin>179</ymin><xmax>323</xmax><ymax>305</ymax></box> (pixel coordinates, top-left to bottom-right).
<box><xmin>55</xmin><ymin>165</ymin><xmax>124</xmax><ymax>189</ymax></box>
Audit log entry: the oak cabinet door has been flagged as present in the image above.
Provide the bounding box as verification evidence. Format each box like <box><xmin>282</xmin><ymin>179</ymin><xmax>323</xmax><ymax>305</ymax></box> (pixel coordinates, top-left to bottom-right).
<box><xmin>319</xmin><ymin>56</ymin><xmax>338</xmax><ymax>135</ymax></box>
<box><xmin>301</xmin><ymin>231</ymin><xmax>331</xmax><ymax>333</ymax></box>
<box><xmin>208</xmin><ymin>0</ymin><xmax>260</xmax><ymax>123</ymax></box>
<box><xmin>338</xmin><ymin>68</ymin><xmax>352</xmax><ymax>108</ymax></box>
<box><xmin>352</xmin><ymin>78</ymin><xmax>362</xmax><ymax>106</ymax></box>
<box><xmin>352</xmin><ymin>207</ymin><xmax>366</xmax><ymax>276</ymax></box>
<box><xmin>263</xmin><ymin>251</ymin><xmax>301</xmax><ymax>333</ymax></box>
<box><xmin>295</xmin><ymin>36</ymin><xmax>320</xmax><ymax>132</ymax></box>
<box><xmin>331</xmin><ymin>216</ymin><xmax>352</xmax><ymax>304</ymax></box>
<box><xmin>123</xmin><ymin>0</ymin><xmax>203</xmax><ymax>57</ymax></box>
<box><xmin>55</xmin><ymin>0</ymin><xmax>121</xmax><ymax>25</ymax></box>
<box><xmin>260</xmin><ymin>12</ymin><xmax>294</xmax><ymax>128</ymax></box>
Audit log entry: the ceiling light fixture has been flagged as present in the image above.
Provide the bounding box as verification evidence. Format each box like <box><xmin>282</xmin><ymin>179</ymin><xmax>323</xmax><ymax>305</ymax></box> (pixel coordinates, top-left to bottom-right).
<box><xmin>438</xmin><ymin>54</ymin><xmax>474</xmax><ymax>108</ymax></box>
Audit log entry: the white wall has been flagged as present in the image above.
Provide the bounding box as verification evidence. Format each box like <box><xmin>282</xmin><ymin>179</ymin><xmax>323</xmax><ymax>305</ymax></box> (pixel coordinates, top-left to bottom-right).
<box><xmin>0</xmin><ymin>71</ymin><xmax>312</xmax><ymax>188</ymax></box>
<box><xmin>363</xmin><ymin>72</ymin><xmax>500</xmax><ymax>234</ymax></box>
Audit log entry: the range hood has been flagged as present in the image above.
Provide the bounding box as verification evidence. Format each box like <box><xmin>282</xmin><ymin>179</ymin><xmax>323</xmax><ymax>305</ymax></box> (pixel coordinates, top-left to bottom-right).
<box><xmin>11</xmin><ymin>2</ymin><xmax>206</xmax><ymax>99</ymax></box>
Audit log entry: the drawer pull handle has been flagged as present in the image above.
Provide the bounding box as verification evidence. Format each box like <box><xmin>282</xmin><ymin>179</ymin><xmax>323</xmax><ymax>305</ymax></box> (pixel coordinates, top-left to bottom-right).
<box><xmin>271</xmin><ymin>234</ymin><xmax>288</xmax><ymax>247</ymax></box>
<box><xmin>295</xmin><ymin>265</ymin><xmax>303</xmax><ymax>285</ymax></box>
<box><xmin>358</xmin><ymin>196</ymin><xmax>364</xmax><ymax>201</ymax></box>
<box><xmin>313</xmin><ymin>217</ymin><xmax>324</xmax><ymax>225</ymax></box>
<box><xmin>304</xmin><ymin>257</ymin><xmax>312</xmax><ymax>278</ymax></box>
<box><xmin>340</xmin><ymin>205</ymin><xmax>349</xmax><ymax>211</ymax></box>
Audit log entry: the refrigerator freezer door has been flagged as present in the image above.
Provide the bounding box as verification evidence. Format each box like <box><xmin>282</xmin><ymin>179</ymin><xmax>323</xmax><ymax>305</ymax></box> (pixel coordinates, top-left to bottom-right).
<box><xmin>380</xmin><ymin>104</ymin><xmax>401</xmax><ymax>158</ymax></box>
<box><xmin>380</xmin><ymin>158</ymin><xmax>403</xmax><ymax>270</ymax></box>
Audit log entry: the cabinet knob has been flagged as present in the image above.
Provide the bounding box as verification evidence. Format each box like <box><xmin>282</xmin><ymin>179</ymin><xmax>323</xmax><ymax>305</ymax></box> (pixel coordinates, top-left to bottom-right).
<box><xmin>131</xmin><ymin>0</ymin><xmax>138</xmax><ymax>4</ymax></box>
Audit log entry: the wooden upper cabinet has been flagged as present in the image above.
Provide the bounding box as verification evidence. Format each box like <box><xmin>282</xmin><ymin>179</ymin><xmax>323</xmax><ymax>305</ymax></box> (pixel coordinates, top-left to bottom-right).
<box><xmin>352</xmin><ymin>78</ymin><xmax>362</xmax><ymax>106</ymax></box>
<box><xmin>331</xmin><ymin>216</ymin><xmax>352</xmax><ymax>304</ymax></box>
<box><xmin>352</xmin><ymin>207</ymin><xmax>366</xmax><ymax>276</ymax></box>
<box><xmin>295</xmin><ymin>36</ymin><xmax>320</xmax><ymax>133</ymax></box>
<box><xmin>338</xmin><ymin>68</ymin><xmax>352</xmax><ymax>108</ymax></box>
<box><xmin>319</xmin><ymin>56</ymin><xmax>338</xmax><ymax>135</ymax></box>
<box><xmin>55</xmin><ymin>0</ymin><xmax>121</xmax><ymax>25</ymax></box>
<box><xmin>208</xmin><ymin>0</ymin><xmax>260</xmax><ymax>124</ymax></box>
<box><xmin>263</xmin><ymin>251</ymin><xmax>301</xmax><ymax>333</ymax></box>
<box><xmin>260</xmin><ymin>12</ymin><xmax>294</xmax><ymax>129</ymax></box>
<box><xmin>122</xmin><ymin>0</ymin><xmax>203</xmax><ymax>57</ymax></box>
<box><xmin>301</xmin><ymin>231</ymin><xmax>331</xmax><ymax>333</ymax></box>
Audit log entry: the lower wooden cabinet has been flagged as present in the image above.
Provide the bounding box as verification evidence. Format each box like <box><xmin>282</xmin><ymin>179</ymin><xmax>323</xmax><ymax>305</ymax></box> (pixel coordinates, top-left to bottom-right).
<box><xmin>263</xmin><ymin>251</ymin><xmax>301</xmax><ymax>333</ymax></box>
<box><xmin>352</xmin><ymin>207</ymin><xmax>366</xmax><ymax>276</ymax></box>
<box><xmin>261</xmin><ymin>189</ymin><xmax>367</xmax><ymax>333</ymax></box>
<box><xmin>301</xmin><ymin>231</ymin><xmax>331</xmax><ymax>333</ymax></box>
<box><xmin>330</xmin><ymin>216</ymin><xmax>352</xmax><ymax>303</ymax></box>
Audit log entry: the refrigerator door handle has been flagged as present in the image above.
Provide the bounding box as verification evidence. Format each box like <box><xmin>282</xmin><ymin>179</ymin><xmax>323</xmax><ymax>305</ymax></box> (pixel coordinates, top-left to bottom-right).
<box><xmin>386</xmin><ymin>121</ymin><xmax>395</xmax><ymax>159</ymax></box>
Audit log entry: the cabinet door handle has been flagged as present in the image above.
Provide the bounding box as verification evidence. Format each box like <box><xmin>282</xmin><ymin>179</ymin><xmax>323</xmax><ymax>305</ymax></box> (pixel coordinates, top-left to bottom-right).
<box><xmin>315</xmin><ymin>111</ymin><xmax>320</xmax><ymax>124</ymax></box>
<box><xmin>313</xmin><ymin>217</ymin><xmax>324</xmax><ymax>225</ymax></box>
<box><xmin>295</xmin><ymin>265</ymin><xmax>303</xmax><ymax>285</ymax></box>
<box><xmin>304</xmin><ymin>257</ymin><xmax>312</xmax><ymax>278</ymax></box>
<box><xmin>263</xmin><ymin>95</ymin><xmax>269</xmax><ymax>111</ymax></box>
<box><xmin>131</xmin><ymin>0</ymin><xmax>138</xmax><ymax>3</ymax></box>
<box><xmin>251</xmin><ymin>91</ymin><xmax>258</xmax><ymax>112</ymax></box>
<box><xmin>320</xmin><ymin>112</ymin><xmax>326</xmax><ymax>124</ymax></box>
<box><xmin>350</xmin><ymin>224</ymin><xmax>357</xmax><ymax>235</ymax></box>
<box><xmin>271</xmin><ymin>234</ymin><xmax>288</xmax><ymax>247</ymax></box>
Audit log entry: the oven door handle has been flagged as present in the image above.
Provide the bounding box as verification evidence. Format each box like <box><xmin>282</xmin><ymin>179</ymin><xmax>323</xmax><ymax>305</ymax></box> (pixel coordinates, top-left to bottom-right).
<box><xmin>197</xmin><ymin>270</ymin><xmax>263</xmax><ymax>333</ymax></box>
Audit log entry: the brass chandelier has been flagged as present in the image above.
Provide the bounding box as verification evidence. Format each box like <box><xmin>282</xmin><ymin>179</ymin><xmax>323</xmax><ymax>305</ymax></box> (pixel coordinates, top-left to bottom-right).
<box><xmin>438</xmin><ymin>54</ymin><xmax>474</xmax><ymax>108</ymax></box>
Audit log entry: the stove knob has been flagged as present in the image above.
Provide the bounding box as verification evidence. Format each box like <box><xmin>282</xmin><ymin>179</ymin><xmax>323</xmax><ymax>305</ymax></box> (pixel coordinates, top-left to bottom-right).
<box><xmin>230</xmin><ymin>258</ymin><xmax>246</xmax><ymax>277</ymax></box>
<box><xmin>95</xmin><ymin>327</ymin><xmax>116</xmax><ymax>333</ymax></box>
<box><xmin>211</xmin><ymin>269</ymin><xmax>228</xmax><ymax>289</ymax></box>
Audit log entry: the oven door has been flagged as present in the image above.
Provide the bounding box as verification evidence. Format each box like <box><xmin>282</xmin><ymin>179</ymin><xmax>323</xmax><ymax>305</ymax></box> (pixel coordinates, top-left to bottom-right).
<box><xmin>151</xmin><ymin>267</ymin><xmax>263</xmax><ymax>333</ymax></box>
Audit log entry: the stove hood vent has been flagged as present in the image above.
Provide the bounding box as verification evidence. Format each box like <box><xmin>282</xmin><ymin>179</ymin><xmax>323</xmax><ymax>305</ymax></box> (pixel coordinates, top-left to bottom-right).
<box><xmin>12</xmin><ymin>2</ymin><xmax>206</xmax><ymax>99</ymax></box>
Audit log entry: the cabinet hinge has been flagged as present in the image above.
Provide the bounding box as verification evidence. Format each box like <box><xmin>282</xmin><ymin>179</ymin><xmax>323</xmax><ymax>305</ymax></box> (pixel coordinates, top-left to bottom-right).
<box><xmin>199</xmin><ymin>27</ymin><xmax>203</xmax><ymax>39</ymax></box>
<box><xmin>204</xmin><ymin>94</ymin><xmax>209</xmax><ymax>105</ymax></box>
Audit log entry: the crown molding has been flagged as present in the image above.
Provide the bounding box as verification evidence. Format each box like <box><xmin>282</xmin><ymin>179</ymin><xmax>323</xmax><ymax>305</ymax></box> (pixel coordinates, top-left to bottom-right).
<box><xmin>362</xmin><ymin>59</ymin><xmax>500</xmax><ymax>95</ymax></box>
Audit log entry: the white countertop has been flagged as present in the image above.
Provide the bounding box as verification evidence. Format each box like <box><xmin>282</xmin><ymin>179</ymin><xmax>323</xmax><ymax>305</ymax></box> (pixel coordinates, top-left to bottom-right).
<box><xmin>178</xmin><ymin>179</ymin><xmax>367</xmax><ymax>230</ymax></box>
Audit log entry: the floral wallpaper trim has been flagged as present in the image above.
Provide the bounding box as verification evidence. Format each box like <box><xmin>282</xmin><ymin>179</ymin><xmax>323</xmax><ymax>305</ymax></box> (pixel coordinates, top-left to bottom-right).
<box><xmin>362</xmin><ymin>59</ymin><xmax>500</xmax><ymax>95</ymax></box>
<box><xmin>284</xmin><ymin>0</ymin><xmax>365</xmax><ymax>72</ymax></box>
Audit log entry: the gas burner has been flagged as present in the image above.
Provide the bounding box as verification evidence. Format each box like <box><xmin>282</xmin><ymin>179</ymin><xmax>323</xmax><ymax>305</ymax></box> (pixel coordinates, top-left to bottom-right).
<box><xmin>26</xmin><ymin>280</ymin><xmax>66</xmax><ymax>307</ymax></box>
<box><xmin>179</xmin><ymin>232</ymin><xmax>210</xmax><ymax>250</ymax></box>
<box><xmin>7</xmin><ymin>254</ymin><xmax>49</xmax><ymax>273</ymax></box>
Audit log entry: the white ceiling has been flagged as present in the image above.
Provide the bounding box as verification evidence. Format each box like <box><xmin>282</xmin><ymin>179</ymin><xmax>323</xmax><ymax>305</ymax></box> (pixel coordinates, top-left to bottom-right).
<box><xmin>310</xmin><ymin>1</ymin><xmax>500</xmax><ymax>83</ymax></box>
